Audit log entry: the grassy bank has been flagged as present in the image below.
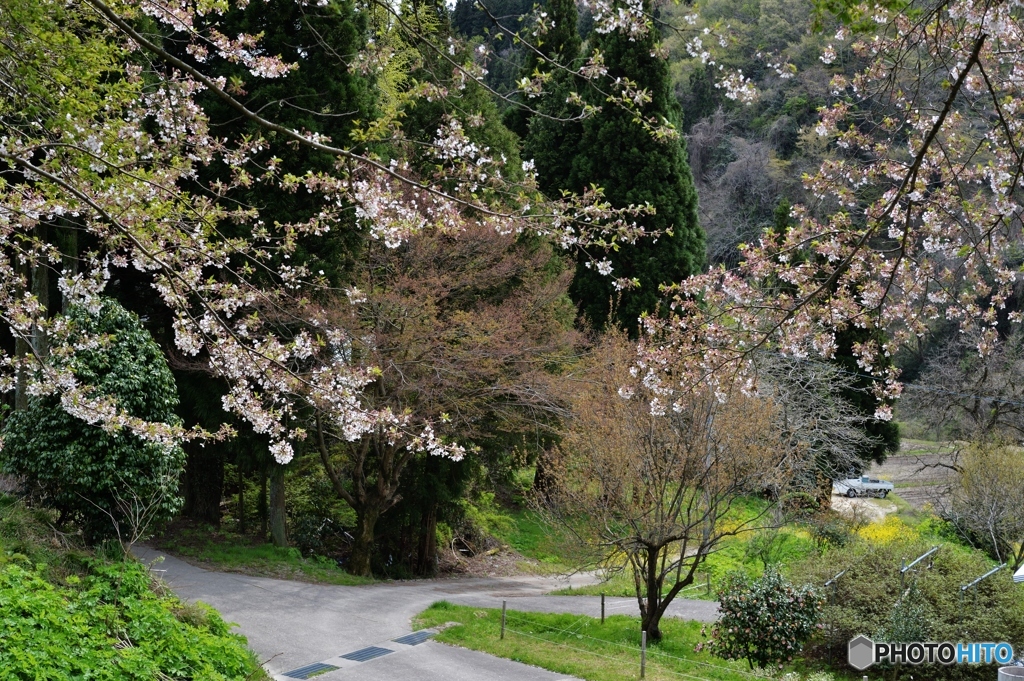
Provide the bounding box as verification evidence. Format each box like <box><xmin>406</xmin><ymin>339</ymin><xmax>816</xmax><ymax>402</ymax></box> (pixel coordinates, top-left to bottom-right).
<box><xmin>415</xmin><ymin>601</ymin><xmax>763</xmax><ymax>681</ymax></box>
<box><xmin>0</xmin><ymin>495</ymin><xmax>268</xmax><ymax>679</ymax></box>
<box><xmin>413</xmin><ymin>602</ymin><xmax>857</xmax><ymax>681</ymax></box>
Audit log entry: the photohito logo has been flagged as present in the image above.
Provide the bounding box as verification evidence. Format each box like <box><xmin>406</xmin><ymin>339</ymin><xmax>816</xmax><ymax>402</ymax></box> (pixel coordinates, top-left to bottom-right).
<box><xmin>848</xmin><ymin>636</ymin><xmax>1015</xmax><ymax>670</ymax></box>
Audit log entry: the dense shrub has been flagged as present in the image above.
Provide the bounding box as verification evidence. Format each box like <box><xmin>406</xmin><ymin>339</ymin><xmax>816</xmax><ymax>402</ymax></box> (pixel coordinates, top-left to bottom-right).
<box><xmin>286</xmin><ymin>464</ymin><xmax>356</xmax><ymax>558</ymax></box>
<box><xmin>0</xmin><ymin>494</ymin><xmax>263</xmax><ymax>680</ymax></box>
<box><xmin>1</xmin><ymin>299</ymin><xmax>185</xmax><ymax>543</ymax></box>
<box><xmin>703</xmin><ymin>567</ymin><xmax>823</xmax><ymax>669</ymax></box>
<box><xmin>0</xmin><ymin>560</ymin><xmax>260</xmax><ymax>679</ymax></box>
<box><xmin>790</xmin><ymin>535</ymin><xmax>1024</xmax><ymax>680</ymax></box>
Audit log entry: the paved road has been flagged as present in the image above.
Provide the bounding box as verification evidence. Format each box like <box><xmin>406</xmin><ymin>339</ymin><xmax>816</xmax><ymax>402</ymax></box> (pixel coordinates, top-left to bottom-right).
<box><xmin>134</xmin><ymin>546</ymin><xmax>719</xmax><ymax>681</ymax></box>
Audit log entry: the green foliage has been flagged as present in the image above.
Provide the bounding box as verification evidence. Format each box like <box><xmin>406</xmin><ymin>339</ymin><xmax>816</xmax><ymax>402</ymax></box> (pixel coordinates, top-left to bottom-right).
<box><xmin>1</xmin><ymin>299</ymin><xmax>185</xmax><ymax>543</ymax></box>
<box><xmin>0</xmin><ymin>561</ymin><xmax>259</xmax><ymax>679</ymax></box>
<box><xmin>807</xmin><ymin>511</ymin><xmax>856</xmax><ymax>554</ymax></box>
<box><xmin>0</xmin><ymin>495</ymin><xmax>264</xmax><ymax>680</ymax></box>
<box><xmin>563</xmin><ymin>5</ymin><xmax>705</xmax><ymax>333</ymax></box>
<box><xmin>283</xmin><ymin>460</ymin><xmax>358</xmax><ymax>559</ymax></box>
<box><xmin>200</xmin><ymin>0</ymin><xmax>373</xmax><ymax>287</ymax></box>
<box><xmin>705</xmin><ymin>567</ymin><xmax>823</xmax><ymax>669</ymax></box>
<box><xmin>790</xmin><ymin>535</ymin><xmax>1024</xmax><ymax>680</ymax></box>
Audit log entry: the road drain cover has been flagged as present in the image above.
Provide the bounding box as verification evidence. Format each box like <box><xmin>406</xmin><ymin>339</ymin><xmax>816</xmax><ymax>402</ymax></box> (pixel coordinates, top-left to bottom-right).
<box><xmin>283</xmin><ymin>662</ymin><xmax>339</xmax><ymax>679</ymax></box>
<box><xmin>393</xmin><ymin>631</ymin><xmax>434</xmax><ymax>646</ymax></box>
<box><xmin>341</xmin><ymin>646</ymin><xmax>394</xmax><ymax>662</ymax></box>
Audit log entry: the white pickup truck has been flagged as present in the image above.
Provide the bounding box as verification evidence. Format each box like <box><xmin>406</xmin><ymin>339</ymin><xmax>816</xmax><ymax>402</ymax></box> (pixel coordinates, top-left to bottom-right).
<box><xmin>834</xmin><ymin>476</ymin><xmax>894</xmax><ymax>499</ymax></box>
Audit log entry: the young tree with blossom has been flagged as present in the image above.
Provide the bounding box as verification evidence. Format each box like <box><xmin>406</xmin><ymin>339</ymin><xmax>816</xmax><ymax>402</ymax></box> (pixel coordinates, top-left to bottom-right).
<box><xmin>543</xmin><ymin>332</ymin><xmax>798</xmax><ymax>641</ymax></box>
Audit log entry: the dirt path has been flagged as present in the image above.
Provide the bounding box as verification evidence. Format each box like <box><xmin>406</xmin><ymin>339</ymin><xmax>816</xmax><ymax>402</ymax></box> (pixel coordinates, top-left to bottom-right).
<box><xmin>830</xmin><ymin>494</ymin><xmax>898</xmax><ymax>523</ymax></box>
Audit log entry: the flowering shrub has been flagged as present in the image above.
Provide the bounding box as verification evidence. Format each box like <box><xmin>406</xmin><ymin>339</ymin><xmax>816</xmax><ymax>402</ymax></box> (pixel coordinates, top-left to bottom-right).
<box><xmin>702</xmin><ymin>567</ymin><xmax>823</xmax><ymax>669</ymax></box>
<box><xmin>859</xmin><ymin>515</ymin><xmax>919</xmax><ymax>545</ymax></box>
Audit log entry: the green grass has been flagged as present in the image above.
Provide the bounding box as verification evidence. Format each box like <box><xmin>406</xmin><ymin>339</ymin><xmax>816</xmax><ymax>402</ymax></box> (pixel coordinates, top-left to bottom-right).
<box><xmin>548</xmin><ymin>496</ymin><xmax>815</xmax><ymax>600</ymax></box>
<box><xmin>485</xmin><ymin>508</ymin><xmax>577</xmax><ymax>573</ymax></box>
<box><xmin>886</xmin><ymin>491</ymin><xmax>930</xmax><ymax>528</ymax></box>
<box><xmin>414</xmin><ymin>601</ymin><xmax>759</xmax><ymax>681</ymax></box>
<box><xmin>156</xmin><ymin>525</ymin><xmax>373</xmax><ymax>586</ymax></box>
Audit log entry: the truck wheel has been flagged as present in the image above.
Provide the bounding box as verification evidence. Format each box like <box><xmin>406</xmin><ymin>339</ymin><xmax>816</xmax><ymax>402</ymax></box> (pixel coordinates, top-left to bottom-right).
<box><xmin>881</xmin><ymin>490</ymin><xmax>889</xmax><ymax>498</ymax></box>
<box><xmin>847</xmin><ymin>488</ymin><xmax>857</xmax><ymax>498</ymax></box>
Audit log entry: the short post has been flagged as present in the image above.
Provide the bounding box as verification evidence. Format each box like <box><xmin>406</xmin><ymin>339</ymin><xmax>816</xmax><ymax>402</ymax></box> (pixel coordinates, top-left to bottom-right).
<box><xmin>501</xmin><ymin>600</ymin><xmax>506</xmax><ymax>640</ymax></box>
<box><xmin>640</xmin><ymin>630</ymin><xmax>647</xmax><ymax>679</ymax></box>
<box><xmin>601</xmin><ymin>593</ymin><xmax>605</xmax><ymax>624</ymax></box>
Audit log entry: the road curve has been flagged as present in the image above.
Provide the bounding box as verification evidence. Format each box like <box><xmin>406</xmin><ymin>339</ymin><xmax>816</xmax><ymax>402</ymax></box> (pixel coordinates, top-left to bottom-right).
<box><xmin>134</xmin><ymin>546</ymin><xmax>719</xmax><ymax>680</ymax></box>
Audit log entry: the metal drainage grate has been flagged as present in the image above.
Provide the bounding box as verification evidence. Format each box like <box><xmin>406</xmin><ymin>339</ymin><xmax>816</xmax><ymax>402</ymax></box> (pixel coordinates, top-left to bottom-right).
<box><xmin>283</xmin><ymin>662</ymin><xmax>340</xmax><ymax>679</ymax></box>
<box><xmin>340</xmin><ymin>646</ymin><xmax>394</xmax><ymax>663</ymax></box>
<box><xmin>392</xmin><ymin>631</ymin><xmax>434</xmax><ymax>646</ymax></box>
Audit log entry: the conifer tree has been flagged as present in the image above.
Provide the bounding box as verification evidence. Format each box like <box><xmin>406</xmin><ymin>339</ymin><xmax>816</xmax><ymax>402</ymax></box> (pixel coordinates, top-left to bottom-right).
<box><xmin>519</xmin><ymin>0</ymin><xmax>584</xmax><ymax>198</ymax></box>
<box><xmin>565</xmin><ymin>9</ymin><xmax>704</xmax><ymax>333</ymax></box>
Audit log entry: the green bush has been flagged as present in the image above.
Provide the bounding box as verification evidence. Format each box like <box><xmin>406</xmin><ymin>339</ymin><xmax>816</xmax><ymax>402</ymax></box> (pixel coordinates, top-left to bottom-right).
<box><xmin>1</xmin><ymin>299</ymin><xmax>185</xmax><ymax>543</ymax></box>
<box><xmin>702</xmin><ymin>566</ymin><xmax>823</xmax><ymax>670</ymax></box>
<box><xmin>0</xmin><ymin>495</ymin><xmax>264</xmax><ymax>680</ymax></box>
<box><xmin>790</xmin><ymin>536</ymin><xmax>1024</xmax><ymax>680</ymax></box>
<box><xmin>0</xmin><ymin>561</ymin><xmax>259</xmax><ymax>679</ymax></box>
<box><xmin>284</xmin><ymin>463</ymin><xmax>356</xmax><ymax>558</ymax></box>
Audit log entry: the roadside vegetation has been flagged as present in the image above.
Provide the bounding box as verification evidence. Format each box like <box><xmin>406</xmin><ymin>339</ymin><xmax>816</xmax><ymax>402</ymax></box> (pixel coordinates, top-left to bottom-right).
<box><xmin>415</xmin><ymin>602</ymin><xmax>761</xmax><ymax>681</ymax></box>
<box><xmin>154</xmin><ymin>521</ymin><xmax>374</xmax><ymax>587</ymax></box>
<box><xmin>0</xmin><ymin>494</ymin><xmax>267</xmax><ymax>680</ymax></box>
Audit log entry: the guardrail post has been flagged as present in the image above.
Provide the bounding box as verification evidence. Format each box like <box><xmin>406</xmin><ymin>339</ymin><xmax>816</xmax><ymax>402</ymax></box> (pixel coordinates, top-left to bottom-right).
<box><xmin>501</xmin><ymin>600</ymin><xmax>506</xmax><ymax>640</ymax></box>
<box><xmin>601</xmin><ymin>593</ymin><xmax>605</xmax><ymax>624</ymax></box>
<box><xmin>640</xmin><ymin>630</ymin><xmax>647</xmax><ymax>679</ymax></box>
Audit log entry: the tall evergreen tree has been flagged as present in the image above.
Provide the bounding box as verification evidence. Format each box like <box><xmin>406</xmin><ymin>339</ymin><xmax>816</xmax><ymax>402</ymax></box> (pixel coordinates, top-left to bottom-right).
<box><xmin>159</xmin><ymin>0</ymin><xmax>374</xmax><ymax>533</ymax></box>
<box><xmin>520</xmin><ymin>1</ymin><xmax>704</xmax><ymax>333</ymax></box>
<box><xmin>566</xmin><ymin>11</ymin><xmax>704</xmax><ymax>333</ymax></box>
<box><xmin>517</xmin><ymin>0</ymin><xmax>585</xmax><ymax>198</ymax></box>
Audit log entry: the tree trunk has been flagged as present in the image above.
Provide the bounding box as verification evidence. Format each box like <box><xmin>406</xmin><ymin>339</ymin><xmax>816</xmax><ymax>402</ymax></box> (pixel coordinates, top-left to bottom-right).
<box><xmin>14</xmin><ymin>260</ymin><xmax>30</xmax><ymax>411</ymax></box>
<box><xmin>59</xmin><ymin>220</ymin><xmax>78</xmax><ymax>314</ymax></box>
<box><xmin>259</xmin><ymin>468</ymin><xmax>268</xmax><ymax>539</ymax></box>
<box><xmin>237</xmin><ymin>465</ymin><xmax>246</xmax><ymax>535</ymax></box>
<box><xmin>533</xmin><ymin>450</ymin><xmax>556</xmax><ymax>498</ymax></box>
<box><xmin>269</xmin><ymin>464</ymin><xmax>287</xmax><ymax>547</ymax></box>
<box><xmin>415</xmin><ymin>503</ymin><xmax>438</xmax><ymax>576</ymax></box>
<box><xmin>349</xmin><ymin>506</ymin><xmax>380</xmax><ymax>577</ymax></box>
<box><xmin>642</xmin><ymin>609</ymin><xmax>664</xmax><ymax>643</ymax></box>
<box><xmin>31</xmin><ymin>224</ymin><xmax>49</xmax><ymax>359</ymax></box>
<box><xmin>14</xmin><ymin>335</ymin><xmax>28</xmax><ymax>411</ymax></box>
<box><xmin>640</xmin><ymin>546</ymin><xmax>665</xmax><ymax>642</ymax></box>
<box><xmin>181</xmin><ymin>440</ymin><xmax>224</xmax><ymax>526</ymax></box>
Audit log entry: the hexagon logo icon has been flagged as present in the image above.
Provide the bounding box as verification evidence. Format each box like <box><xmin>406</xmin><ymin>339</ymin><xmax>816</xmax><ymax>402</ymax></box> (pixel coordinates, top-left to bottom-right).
<box><xmin>848</xmin><ymin>635</ymin><xmax>875</xmax><ymax>670</ymax></box>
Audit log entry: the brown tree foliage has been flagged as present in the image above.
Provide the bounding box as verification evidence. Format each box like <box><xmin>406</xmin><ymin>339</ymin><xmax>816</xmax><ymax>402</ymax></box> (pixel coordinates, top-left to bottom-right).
<box><xmin>542</xmin><ymin>332</ymin><xmax>801</xmax><ymax>640</ymax></box>
<box><xmin>943</xmin><ymin>441</ymin><xmax>1024</xmax><ymax>570</ymax></box>
<box><xmin>313</xmin><ymin>226</ymin><xmax>577</xmax><ymax>576</ymax></box>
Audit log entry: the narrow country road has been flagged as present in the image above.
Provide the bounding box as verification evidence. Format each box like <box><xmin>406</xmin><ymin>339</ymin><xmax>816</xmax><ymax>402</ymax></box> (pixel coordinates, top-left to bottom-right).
<box><xmin>133</xmin><ymin>546</ymin><xmax>719</xmax><ymax>681</ymax></box>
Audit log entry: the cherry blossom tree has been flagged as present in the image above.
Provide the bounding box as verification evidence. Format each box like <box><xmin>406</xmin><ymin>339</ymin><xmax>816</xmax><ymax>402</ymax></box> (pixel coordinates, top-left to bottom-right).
<box><xmin>542</xmin><ymin>332</ymin><xmax>798</xmax><ymax>642</ymax></box>
<box><xmin>0</xmin><ymin>0</ymin><xmax>667</xmax><ymax>481</ymax></box>
<box><xmin>4</xmin><ymin>0</ymin><xmax>1023</xmax><ymax>533</ymax></box>
<box><xmin>637</xmin><ymin>0</ymin><xmax>1024</xmax><ymax>422</ymax></box>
